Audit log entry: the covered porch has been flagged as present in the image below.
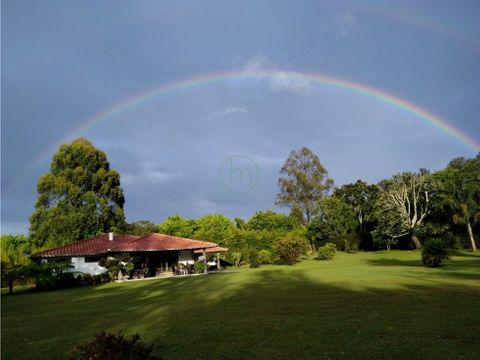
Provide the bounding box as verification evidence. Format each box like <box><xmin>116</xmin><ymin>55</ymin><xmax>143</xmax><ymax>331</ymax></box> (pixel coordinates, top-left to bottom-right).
<box><xmin>125</xmin><ymin>247</ymin><xmax>229</xmax><ymax>279</ymax></box>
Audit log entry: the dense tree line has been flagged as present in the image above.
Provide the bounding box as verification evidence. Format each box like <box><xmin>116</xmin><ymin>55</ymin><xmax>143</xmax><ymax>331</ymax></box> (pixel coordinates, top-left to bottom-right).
<box><xmin>157</xmin><ymin>148</ymin><xmax>478</xmax><ymax>263</ymax></box>
<box><xmin>2</xmin><ymin>141</ymin><xmax>478</xmax><ymax>291</ymax></box>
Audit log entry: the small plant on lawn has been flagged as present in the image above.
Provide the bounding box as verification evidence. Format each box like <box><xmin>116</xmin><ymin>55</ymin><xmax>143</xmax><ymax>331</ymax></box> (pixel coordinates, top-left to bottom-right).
<box><xmin>258</xmin><ymin>249</ymin><xmax>274</xmax><ymax>264</ymax></box>
<box><xmin>274</xmin><ymin>234</ymin><xmax>309</xmax><ymax>265</ymax></box>
<box><xmin>194</xmin><ymin>260</ymin><xmax>206</xmax><ymax>273</ymax></box>
<box><xmin>70</xmin><ymin>331</ymin><xmax>161</xmax><ymax>360</ymax></box>
<box><xmin>316</xmin><ymin>243</ymin><xmax>336</xmax><ymax>260</ymax></box>
<box><xmin>422</xmin><ymin>239</ymin><xmax>450</xmax><ymax>267</ymax></box>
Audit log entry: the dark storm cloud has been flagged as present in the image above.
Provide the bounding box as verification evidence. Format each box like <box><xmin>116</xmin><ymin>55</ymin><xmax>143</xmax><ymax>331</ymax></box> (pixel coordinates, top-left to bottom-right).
<box><xmin>2</xmin><ymin>0</ymin><xmax>479</xmax><ymax>233</ymax></box>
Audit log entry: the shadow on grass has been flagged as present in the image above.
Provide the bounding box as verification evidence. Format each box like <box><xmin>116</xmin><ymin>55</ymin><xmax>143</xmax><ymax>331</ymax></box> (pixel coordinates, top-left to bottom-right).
<box><xmin>2</xmin><ymin>265</ymin><xmax>480</xmax><ymax>360</ymax></box>
<box><xmin>366</xmin><ymin>258</ymin><xmax>424</xmax><ymax>267</ymax></box>
<box><xmin>367</xmin><ymin>253</ymin><xmax>480</xmax><ymax>283</ymax></box>
<box><xmin>450</xmin><ymin>251</ymin><xmax>480</xmax><ymax>258</ymax></box>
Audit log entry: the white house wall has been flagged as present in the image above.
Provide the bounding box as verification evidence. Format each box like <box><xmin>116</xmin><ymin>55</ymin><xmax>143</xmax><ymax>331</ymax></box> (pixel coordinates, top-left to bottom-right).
<box><xmin>69</xmin><ymin>257</ymin><xmax>106</xmax><ymax>275</ymax></box>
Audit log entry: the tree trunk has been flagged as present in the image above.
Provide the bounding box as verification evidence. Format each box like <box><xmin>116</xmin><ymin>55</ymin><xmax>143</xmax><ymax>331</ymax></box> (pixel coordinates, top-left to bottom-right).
<box><xmin>411</xmin><ymin>235</ymin><xmax>422</xmax><ymax>249</ymax></box>
<box><xmin>8</xmin><ymin>280</ymin><xmax>13</xmax><ymax>294</ymax></box>
<box><xmin>467</xmin><ymin>221</ymin><xmax>477</xmax><ymax>252</ymax></box>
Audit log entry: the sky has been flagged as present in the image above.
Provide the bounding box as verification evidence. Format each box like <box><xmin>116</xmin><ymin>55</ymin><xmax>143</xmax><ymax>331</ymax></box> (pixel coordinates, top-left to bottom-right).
<box><xmin>2</xmin><ymin>0</ymin><xmax>480</xmax><ymax>234</ymax></box>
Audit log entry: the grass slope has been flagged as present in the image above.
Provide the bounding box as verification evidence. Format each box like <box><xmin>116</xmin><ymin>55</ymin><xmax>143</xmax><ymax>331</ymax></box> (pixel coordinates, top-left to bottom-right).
<box><xmin>2</xmin><ymin>251</ymin><xmax>480</xmax><ymax>359</ymax></box>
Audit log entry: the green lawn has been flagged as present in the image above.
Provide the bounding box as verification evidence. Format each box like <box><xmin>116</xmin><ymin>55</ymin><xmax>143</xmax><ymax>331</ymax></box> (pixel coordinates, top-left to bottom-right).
<box><xmin>2</xmin><ymin>251</ymin><xmax>480</xmax><ymax>359</ymax></box>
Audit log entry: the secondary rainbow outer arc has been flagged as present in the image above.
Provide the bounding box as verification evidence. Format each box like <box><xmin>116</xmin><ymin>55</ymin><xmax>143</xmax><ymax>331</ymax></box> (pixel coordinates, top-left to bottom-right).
<box><xmin>358</xmin><ymin>4</ymin><xmax>480</xmax><ymax>56</ymax></box>
<box><xmin>34</xmin><ymin>70</ymin><xmax>480</xmax><ymax>168</ymax></box>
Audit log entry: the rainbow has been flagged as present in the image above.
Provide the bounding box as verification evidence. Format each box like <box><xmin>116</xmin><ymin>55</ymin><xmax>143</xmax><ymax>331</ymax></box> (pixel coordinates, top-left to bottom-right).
<box><xmin>33</xmin><ymin>70</ymin><xmax>479</xmax><ymax>168</ymax></box>
<box><xmin>358</xmin><ymin>4</ymin><xmax>480</xmax><ymax>56</ymax></box>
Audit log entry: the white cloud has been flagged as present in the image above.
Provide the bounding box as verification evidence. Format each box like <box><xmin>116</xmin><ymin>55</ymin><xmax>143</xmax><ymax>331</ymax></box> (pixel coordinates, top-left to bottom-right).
<box><xmin>196</xmin><ymin>199</ymin><xmax>216</xmax><ymax>210</ymax></box>
<box><xmin>213</xmin><ymin>107</ymin><xmax>248</xmax><ymax>117</ymax></box>
<box><xmin>268</xmin><ymin>72</ymin><xmax>311</xmax><ymax>93</ymax></box>
<box><xmin>242</xmin><ymin>55</ymin><xmax>275</xmax><ymax>73</ymax></box>
<box><xmin>337</xmin><ymin>11</ymin><xmax>357</xmax><ymax>36</ymax></box>
<box><xmin>146</xmin><ymin>170</ymin><xmax>179</xmax><ymax>182</ymax></box>
<box><xmin>242</xmin><ymin>55</ymin><xmax>311</xmax><ymax>94</ymax></box>
<box><xmin>122</xmin><ymin>170</ymin><xmax>183</xmax><ymax>185</ymax></box>
<box><xmin>120</xmin><ymin>158</ymin><xmax>185</xmax><ymax>185</ymax></box>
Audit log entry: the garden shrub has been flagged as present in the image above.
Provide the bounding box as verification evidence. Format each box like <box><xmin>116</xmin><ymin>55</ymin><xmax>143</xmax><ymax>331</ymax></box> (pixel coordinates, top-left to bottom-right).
<box><xmin>99</xmin><ymin>256</ymin><xmax>134</xmax><ymax>280</ymax></box>
<box><xmin>249</xmin><ymin>250</ymin><xmax>260</xmax><ymax>268</ymax></box>
<box><xmin>93</xmin><ymin>274</ymin><xmax>105</xmax><ymax>285</ymax></box>
<box><xmin>70</xmin><ymin>331</ymin><xmax>161</xmax><ymax>360</ymax></box>
<box><xmin>34</xmin><ymin>272</ymin><xmax>80</xmax><ymax>291</ymax></box>
<box><xmin>332</xmin><ymin>234</ymin><xmax>359</xmax><ymax>253</ymax></box>
<box><xmin>257</xmin><ymin>249</ymin><xmax>274</xmax><ymax>264</ymax></box>
<box><xmin>227</xmin><ymin>251</ymin><xmax>242</xmax><ymax>267</ymax></box>
<box><xmin>81</xmin><ymin>273</ymin><xmax>94</xmax><ymax>285</ymax></box>
<box><xmin>194</xmin><ymin>261</ymin><xmax>206</xmax><ymax>274</ymax></box>
<box><xmin>274</xmin><ymin>234</ymin><xmax>309</xmax><ymax>265</ymax></box>
<box><xmin>32</xmin><ymin>262</ymin><xmax>80</xmax><ymax>291</ymax></box>
<box><xmin>316</xmin><ymin>243</ymin><xmax>336</xmax><ymax>260</ymax></box>
<box><xmin>34</xmin><ymin>273</ymin><xmax>58</xmax><ymax>291</ymax></box>
<box><xmin>422</xmin><ymin>239</ymin><xmax>450</xmax><ymax>267</ymax></box>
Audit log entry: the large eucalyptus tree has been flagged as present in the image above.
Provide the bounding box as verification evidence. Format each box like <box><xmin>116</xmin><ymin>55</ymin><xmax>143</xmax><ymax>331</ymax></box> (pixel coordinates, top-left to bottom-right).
<box><xmin>276</xmin><ymin>147</ymin><xmax>333</xmax><ymax>223</ymax></box>
<box><xmin>29</xmin><ymin>138</ymin><xmax>126</xmax><ymax>249</ymax></box>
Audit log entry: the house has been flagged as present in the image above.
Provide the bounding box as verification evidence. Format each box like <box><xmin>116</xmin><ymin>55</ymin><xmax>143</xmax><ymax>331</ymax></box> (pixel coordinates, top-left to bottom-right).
<box><xmin>30</xmin><ymin>232</ymin><xmax>228</xmax><ymax>277</ymax></box>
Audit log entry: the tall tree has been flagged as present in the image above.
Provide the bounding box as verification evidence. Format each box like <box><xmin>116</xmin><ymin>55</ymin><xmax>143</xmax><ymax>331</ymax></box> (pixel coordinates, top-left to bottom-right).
<box><xmin>375</xmin><ymin>171</ymin><xmax>434</xmax><ymax>249</ymax></box>
<box><xmin>333</xmin><ymin>180</ymin><xmax>379</xmax><ymax>233</ymax></box>
<box><xmin>29</xmin><ymin>138</ymin><xmax>126</xmax><ymax>249</ymax></box>
<box><xmin>435</xmin><ymin>155</ymin><xmax>480</xmax><ymax>251</ymax></box>
<box><xmin>276</xmin><ymin>147</ymin><xmax>333</xmax><ymax>222</ymax></box>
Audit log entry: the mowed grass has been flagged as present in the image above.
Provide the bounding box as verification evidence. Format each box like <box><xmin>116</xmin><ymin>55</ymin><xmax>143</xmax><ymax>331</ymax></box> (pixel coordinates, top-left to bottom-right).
<box><xmin>2</xmin><ymin>251</ymin><xmax>480</xmax><ymax>359</ymax></box>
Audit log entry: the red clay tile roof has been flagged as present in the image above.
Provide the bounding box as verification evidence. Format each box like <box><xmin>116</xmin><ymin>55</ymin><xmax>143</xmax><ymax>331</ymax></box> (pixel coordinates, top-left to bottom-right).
<box><xmin>194</xmin><ymin>246</ymin><xmax>229</xmax><ymax>253</ymax></box>
<box><xmin>31</xmin><ymin>234</ymin><xmax>140</xmax><ymax>258</ymax></box>
<box><xmin>112</xmin><ymin>233</ymin><xmax>218</xmax><ymax>252</ymax></box>
<box><xmin>31</xmin><ymin>233</ymin><xmax>218</xmax><ymax>258</ymax></box>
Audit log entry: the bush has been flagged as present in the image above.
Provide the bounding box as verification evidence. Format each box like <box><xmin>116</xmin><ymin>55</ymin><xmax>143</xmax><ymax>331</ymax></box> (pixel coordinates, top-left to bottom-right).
<box><xmin>332</xmin><ymin>234</ymin><xmax>359</xmax><ymax>253</ymax></box>
<box><xmin>194</xmin><ymin>261</ymin><xmax>206</xmax><ymax>274</ymax></box>
<box><xmin>257</xmin><ymin>249</ymin><xmax>274</xmax><ymax>264</ymax></box>
<box><xmin>31</xmin><ymin>262</ymin><xmax>80</xmax><ymax>291</ymax></box>
<box><xmin>99</xmin><ymin>256</ymin><xmax>134</xmax><ymax>280</ymax></box>
<box><xmin>316</xmin><ymin>243</ymin><xmax>336</xmax><ymax>260</ymax></box>
<box><xmin>422</xmin><ymin>239</ymin><xmax>450</xmax><ymax>267</ymax></box>
<box><xmin>249</xmin><ymin>250</ymin><xmax>260</xmax><ymax>268</ymax></box>
<box><xmin>70</xmin><ymin>331</ymin><xmax>161</xmax><ymax>360</ymax></box>
<box><xmin>227</xmin><ymin>251</ymin><xmax>242</xmax><ymax>267</ymax></box>
<box><xmin>34</xmin><ymin>272</ymin><xmax>80</xmax><ymax>291</ymax></box>
<box><xmin>274</xmin><ymin>235</ymin><xmax>309</xmax><ymax>265</ymax></box>
<box><xmin>34</xmin><ymin>273</ymin><xmax>58</xmax><ymax>291</ymax></box>
<box><xmin>81</xmin><ymin>273</ymin><xmax>94</xmax><ymax>285</ymax></box>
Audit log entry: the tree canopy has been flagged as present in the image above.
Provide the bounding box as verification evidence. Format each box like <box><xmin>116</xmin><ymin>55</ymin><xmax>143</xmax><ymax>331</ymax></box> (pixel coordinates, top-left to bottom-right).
<box><xmin>157</xmin><ymin>215</ymin><xmax>199</xmax><ymax>239</ymax></box>
<box><xmin>29</xmin><ymin>138</ymin><xmax>126</xmax><ymax>249</ymax></box>
<box><xmin>246</xmin><ymin>210</ymin><xmax>300</xmax><ymax>232</ymax></box>
<box><xmin>434</xmin><ymin>155</ymin><xmax>480</xmax><ymax>251</ymax></box>
<box><xmin>276</xmin><ymin>147</ymin><xmax>333</xmax><ymax>222</ymax></box>
<box><xmin>333</xmin><ymin>180</ymin><xmax>379</xmax><ymax>233</ymax></box>
<box><xmin>374</xmin><ymin>171</ymin><xmax>435</xmax><ymax>249</ymax></box>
